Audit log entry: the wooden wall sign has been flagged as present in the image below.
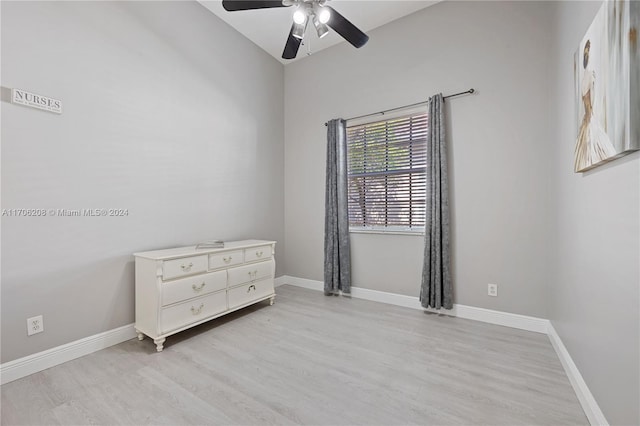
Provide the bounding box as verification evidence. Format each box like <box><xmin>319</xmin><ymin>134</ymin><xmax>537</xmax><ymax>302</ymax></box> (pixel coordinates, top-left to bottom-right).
<box><xmin>11</xmin><ymin>88</ymin><xmax>62</xmax><ymax>114</ymax></box>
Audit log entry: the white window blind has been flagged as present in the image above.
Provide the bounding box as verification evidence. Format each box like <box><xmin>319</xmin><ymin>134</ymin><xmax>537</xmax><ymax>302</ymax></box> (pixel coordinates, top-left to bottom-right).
<box><xmin>347</xmin><ymin>111</ymin><xmax>428</xmax><ymax>232</ymax></box>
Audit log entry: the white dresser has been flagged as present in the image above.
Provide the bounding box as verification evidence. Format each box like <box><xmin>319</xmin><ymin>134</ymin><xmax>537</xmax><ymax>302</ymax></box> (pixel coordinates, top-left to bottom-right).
<box><xmin>134</xmin><ymin>239</ymin><xmax>276</xmax><ymax>351</ymax></box>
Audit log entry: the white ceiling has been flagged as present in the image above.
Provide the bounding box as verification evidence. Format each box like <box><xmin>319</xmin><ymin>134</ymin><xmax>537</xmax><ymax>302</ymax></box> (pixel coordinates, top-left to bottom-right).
<box><xmin>198</xmin><ymin>1</ymin><xmax>439</xmax><ymax>64</ymax></box>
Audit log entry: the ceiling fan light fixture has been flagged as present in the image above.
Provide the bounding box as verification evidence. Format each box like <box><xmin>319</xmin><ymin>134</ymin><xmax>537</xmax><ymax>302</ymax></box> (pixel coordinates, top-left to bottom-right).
<box><xmin>292</xmin><ymin>21</ymin><xmax>306</xmax><ymax>39</ymax></box>
<box><xmin>293</xmin><ymin>8</ymin><xmax>306</xmax><ymax>25</ymax></box>
<box><xmin>313</xmin><ymin>16</ymin><xmax>329</xmax><ymax>39</ymax></box>
<box><xmin>317</xmin><ymin>7</ymin><xmax>331</xmax><ymax>24</ymax></box>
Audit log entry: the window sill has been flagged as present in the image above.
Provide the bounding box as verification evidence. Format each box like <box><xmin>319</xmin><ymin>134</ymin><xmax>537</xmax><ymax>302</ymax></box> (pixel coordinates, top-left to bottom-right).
<box><xmin>349</xmin><ymin>229</ymin><xmax>425</xmax><ymax>237</ymax></box>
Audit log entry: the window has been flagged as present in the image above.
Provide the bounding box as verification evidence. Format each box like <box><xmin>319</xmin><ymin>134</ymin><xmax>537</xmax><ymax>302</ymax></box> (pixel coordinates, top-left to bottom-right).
<box><xmin>346</xmin><ymin>110</ymin><xmax>428</xmax><ymax>233</ymax></box>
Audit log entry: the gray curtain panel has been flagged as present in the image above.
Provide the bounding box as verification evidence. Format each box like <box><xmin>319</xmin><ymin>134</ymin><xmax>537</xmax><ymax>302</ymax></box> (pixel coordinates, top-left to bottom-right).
<box><xmin>324</xmin><ymin>118</ymin><xmax>351</xmax><ymax>295</ymax></box>
<box><xmin>420</xmin><ymin>94</ymin><xmax>453</xmax><ymax>309</ymax></box>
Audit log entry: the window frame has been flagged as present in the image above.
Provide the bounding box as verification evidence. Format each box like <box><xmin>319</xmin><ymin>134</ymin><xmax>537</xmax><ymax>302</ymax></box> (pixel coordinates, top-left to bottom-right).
<box><xmin>345</xmin><ymin>106</ymin><xmax>428</xmax><ymax>235</ymax></box>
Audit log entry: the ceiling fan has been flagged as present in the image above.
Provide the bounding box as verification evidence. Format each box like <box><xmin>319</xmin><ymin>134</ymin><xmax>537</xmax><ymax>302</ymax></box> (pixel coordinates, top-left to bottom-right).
<box><xmin>221</xmin><ymin>0</ymin><xmax>369</xmax><ymax>60</ymax></box>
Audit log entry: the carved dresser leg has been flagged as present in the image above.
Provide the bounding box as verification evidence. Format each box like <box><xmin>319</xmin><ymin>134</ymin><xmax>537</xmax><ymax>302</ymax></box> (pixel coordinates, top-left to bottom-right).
<box><xmin>269</xmin><ymin>296</ymin><xmax>275</xmax><ymax>306</ymax></box>
<box><xmin>154</xmin><ymin>338</ymin><xmax>166</xmax><ymax>352</ymax></box>
<box><xmin>135</xmin><ymin>330</ymin><xmax>144</xmax><ymax>341</ymax></box>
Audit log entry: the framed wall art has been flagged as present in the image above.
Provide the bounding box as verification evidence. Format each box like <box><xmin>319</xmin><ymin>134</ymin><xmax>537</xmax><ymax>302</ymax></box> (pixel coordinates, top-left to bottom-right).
<box><xmin>574</xmin><ymin>0</ymin><xmax>638</xmax><ymax>173</ymax></box>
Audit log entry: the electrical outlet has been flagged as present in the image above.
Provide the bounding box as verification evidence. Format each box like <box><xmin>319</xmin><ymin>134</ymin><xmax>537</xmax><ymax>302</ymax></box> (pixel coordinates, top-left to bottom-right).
<box><xmin>27</xmin><ymin>315</ymin><xmax>44</xmax><ymax>336</ymax></box>
<box><xmin>488</xmin><ymin>284</ymin><xmax>498</xmax><ymax>297</ymax></box>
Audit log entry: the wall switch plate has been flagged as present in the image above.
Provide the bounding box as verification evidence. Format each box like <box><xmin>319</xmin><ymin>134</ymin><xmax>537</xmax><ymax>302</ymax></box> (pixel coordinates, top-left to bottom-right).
<box><xmin>27</xmin><ymin>315</ymin><xmax>44</xmax><ymax>336</ymax></box>
<box><xmin>488</xmin><ymin>284</ymin><xmax>498</xmax><ymax>297</ymax></box>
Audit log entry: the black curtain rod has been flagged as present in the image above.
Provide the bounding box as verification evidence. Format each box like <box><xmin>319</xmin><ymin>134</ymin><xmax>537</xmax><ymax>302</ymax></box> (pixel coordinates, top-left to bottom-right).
<box><xmin>324</xmin><ymin>88</ymin><xmax>475</xmax><ymax>126</ymax></box>
<box><xmin>443</xmin><ymin>88</ymin><xmax>475</xmax><ymax>101</ymax></box>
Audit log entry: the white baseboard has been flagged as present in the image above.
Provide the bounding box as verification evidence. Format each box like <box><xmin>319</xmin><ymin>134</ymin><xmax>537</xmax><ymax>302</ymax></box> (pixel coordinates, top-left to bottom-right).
<box><xmin>278</xmin><ymin>275</ymin><xmax>549</xmax><ymax>334</ymax></box>
<box><xmin>0</xmin><ymin>323</ymin><xmax>136</xmax><ymax>385</ymax></box>
<box><xmin>547</xmin><ymin>323</ymin><xmax>608</xmax><ymax>425</ymax></box>
<box><xmin>274</xmin><ymin>275</ymin><xmax>287</xmax><ymax>287</ymax></box>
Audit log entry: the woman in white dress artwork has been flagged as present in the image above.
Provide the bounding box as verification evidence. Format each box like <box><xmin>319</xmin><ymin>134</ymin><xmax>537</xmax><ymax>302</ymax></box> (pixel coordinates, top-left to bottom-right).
<box><xmin>574</xmin><ymin>40</ymin><xmax>617</xmax><ymax>172</ymax></box>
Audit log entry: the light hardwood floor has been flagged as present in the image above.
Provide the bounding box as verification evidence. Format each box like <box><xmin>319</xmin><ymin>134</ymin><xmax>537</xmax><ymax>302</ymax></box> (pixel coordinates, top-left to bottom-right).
<box><xmin>1</xmin><ymin>285</ymin><xmax>587</xmax><ymax>425</ymax></box>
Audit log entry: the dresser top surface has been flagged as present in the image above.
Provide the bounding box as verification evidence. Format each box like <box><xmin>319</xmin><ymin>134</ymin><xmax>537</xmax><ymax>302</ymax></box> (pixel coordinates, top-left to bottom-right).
<box><xmin>134</xmin><ymin>239</ymin><xmax>276</xmax><ymax>260</ymax></box>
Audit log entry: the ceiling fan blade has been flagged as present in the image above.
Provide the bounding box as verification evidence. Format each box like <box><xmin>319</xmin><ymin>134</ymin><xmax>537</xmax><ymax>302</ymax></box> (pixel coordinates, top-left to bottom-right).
<box><xmin>282</xmin><ymin>24</ymin><xmax>302</xmax><ymax>60</ymax></box>
<box><xmin>222</xmin><ymin>1</ymin><xmax>287</xmax><ymax>12</ymax></box>
<box><xmin>325</xmin><ymin>6</ymin><xmax>369</xmax><ymax>48</ymax></box>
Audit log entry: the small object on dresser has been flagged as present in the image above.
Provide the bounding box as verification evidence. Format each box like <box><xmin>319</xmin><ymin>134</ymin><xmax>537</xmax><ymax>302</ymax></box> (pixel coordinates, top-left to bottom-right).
<box><xmin>196</xmin><ymin>240</ymin><xmax>224</xmax><ymax>249</ymax></box>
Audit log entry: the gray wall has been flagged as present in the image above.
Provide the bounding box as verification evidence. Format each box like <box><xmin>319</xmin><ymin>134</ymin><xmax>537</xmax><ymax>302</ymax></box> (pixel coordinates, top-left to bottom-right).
<box><xmin>284</xmin><ymin>1</ymin><xmax>554</xmax><ymax>318</ymax></box>
<box><xmin>548</xmin><ymin>2</ymin><xmax>640</xmax><ymax>424</ymax></box>
<box><xmin>3</xmin><ymin>2</ymin><xmax>638</xmax><ymax>422</ymax></box>
<box><xmin>1</xmin><ymin>1</ymin><xmax>284</xmax><ymax>363</ymax></box>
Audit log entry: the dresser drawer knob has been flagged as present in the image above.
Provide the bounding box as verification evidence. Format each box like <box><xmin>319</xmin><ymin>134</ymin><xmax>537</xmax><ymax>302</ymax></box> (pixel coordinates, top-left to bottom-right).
<box><xmin>223</xmin><ymin>256</ymin><xmax>232</xmax><ymax>263</ymax></box>
<box><xmin>247</xmin><ymin>284</ymin><xmax>256</xmax><ymax>293</ymax></box>
<box><xmin>256</xmin><ymin>251</ymin><xmax>263</xmax><ymax>258</ymax></box>
<box><xmin>192</xmin><ymin>282</ymin><xmax>206</xmax><ymax>292</ymax></box>
<box><xmin>181</xmin><ymin>262</ymin><xmax>193</xmax><ymax>271</ymax></box>
<box><xmin>191</xmin><ymin>303</ymin><xmax>204</xmax><ymax>315</ymax></box>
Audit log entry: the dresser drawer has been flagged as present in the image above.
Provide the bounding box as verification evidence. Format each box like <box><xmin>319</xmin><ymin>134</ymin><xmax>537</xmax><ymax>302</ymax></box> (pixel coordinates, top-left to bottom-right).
<box><xmin>228</xmin><ymin>278</ymin><xmax>274</xmax><ymax>310</ymax></box>
<box><xmin>160</xmin><ymin>291</ymin><xmax>227</xmax><ymax>334</ymax></box>
<box><xmin>163</xmin><ymin>255</ymin><xmax>207</xmax><ymax>280</ymax></box>
<box><xmin>209</xmin><ymin>250</ymin><xmax>243</xmax><ymax>270</ymax></box>
<box><xmin>227</xmin><ymin>260</ymin><xmax>274</xmax><ymax>287</ymax></box>
<box><xmin>162</xmin><ymin>270</ymin><xmax>226</xmax><ymax>306</ymax></box>
<box><xmin>244</xmin><ymin>245</ymin><xmax>272</xmax><ymax>263</ymax></box>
